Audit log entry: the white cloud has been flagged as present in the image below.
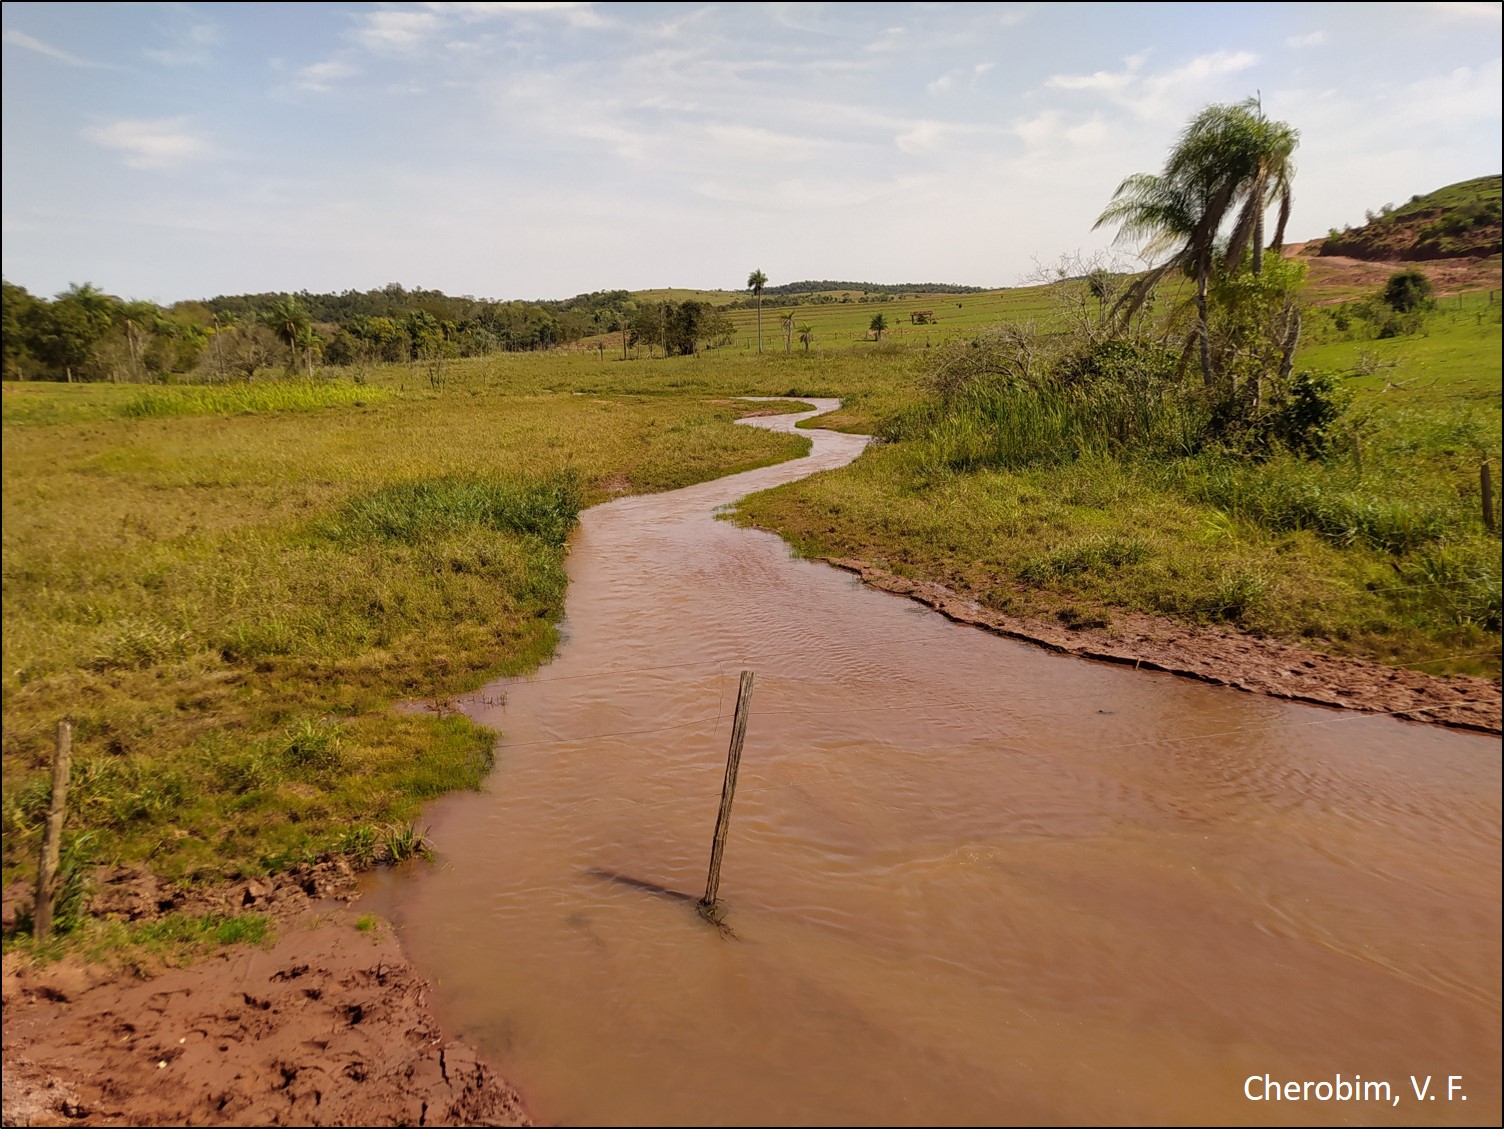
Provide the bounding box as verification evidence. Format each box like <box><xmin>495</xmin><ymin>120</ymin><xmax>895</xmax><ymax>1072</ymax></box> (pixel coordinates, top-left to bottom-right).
<box><xmin>865</xmin><ymin>26</ymin><xmax>908</xmax><ymax>53</ymax></box>
<box><xmin>1047</xmin><ymin>49</ymin><xmax>1260</xmax><ymax>119</ymax></box>
<box><xmin>691</xmin><ymin>173</ymin><xmax>929</xmax><ymax>211</ymax></box>
<box><xmin>353</xmin><ymin>10</ymin><xmax>444</xmax><ymax>52</ymax></box>
<box><xmin>1065</xmin><ymin>116</ymin><xmax>1109</xmax><ymax>146</ymax></box>
<box><xmin>704</xmin><ymin>124</ymin><xmax>822</xmax><ymax>162</ymax></box>
<box><xmin>1013</xmin><ymin>109</ymin><xmax>1110</xmax><ymax>149</ymax></box>
<box><xmin>1392</xmin><ymin>59</ymin><xmax>1503</xmax><ymax>125</ymax></box>
<box><xmin>894</xmin><ymin>118</ymin><xmax>999</xmax><ymax>154</ymax></box>
<box><xmin>1285</xmin><ymin>30</ymin><xmax>1327</xmax><ymax>48</ymax></box>
<box><xmin>1013</xmin><ymin>109</ymin><xmax>1061</xmax><ymax>147</ymax></box>
<box><xmin>929</xmin><ymin>62</ymin><xmax>994</xmax><ymax>95</ymax></box>
<box><xmin>82</xmin><ymin>118</ymin><xmax>215</xmax><ymax>169</ymax></box>
<box><xmin>1048</xmin><ymin>63</ymin><xmax>1139</xmax><ymax>91</ymax></box>
<box><xmin>1420</xmin><ymin>2</ymin><xmax>1503</xmax><ymax>20</ymax></box>
<box><xmin>349</xmin><ymin>2</ymin><xmax>606</xmax><ymax>55</ymax></box>
<box><xmin>297</xmin><ymin>58</ymin><xmax>361</xmax><ymax>91</ymax></box>
<box><xmin>2</xmin><ymin>28</ymin><xmax>101</xmax><ymax>67</ymax></box>
<box><xmin>423</xmin><ymin>2</ymin><xmax>609</xmax><ymax>29</ymax></box>
<box><xmin>145</xmin><ymin>22</ymin><xmax>221</xmax><ymax>66</ymax></box>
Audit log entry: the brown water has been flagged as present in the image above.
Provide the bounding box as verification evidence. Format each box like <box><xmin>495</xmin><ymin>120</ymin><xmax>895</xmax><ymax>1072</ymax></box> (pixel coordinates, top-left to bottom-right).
<box><xmin>377</xmin><ymin>402</ymin><xmax>1502</xmax><ymax>1126</ymax></box>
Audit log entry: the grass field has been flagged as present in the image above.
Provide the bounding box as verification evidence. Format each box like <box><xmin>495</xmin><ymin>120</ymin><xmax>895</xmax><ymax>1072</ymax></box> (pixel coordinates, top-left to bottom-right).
<box><xmin>735</xmin><ymin>289</ymin><xmax>1503</xmax><ymax>678</ymax></box>
<box><xmin>1</xmin><ymin>380</ymin><xmax>810</xmax><ymax>891</ymax></box>
<box><xmin>2</xmin><ymin>261</ymin><xmax>1500</xmax><ymax>934</ymax></box>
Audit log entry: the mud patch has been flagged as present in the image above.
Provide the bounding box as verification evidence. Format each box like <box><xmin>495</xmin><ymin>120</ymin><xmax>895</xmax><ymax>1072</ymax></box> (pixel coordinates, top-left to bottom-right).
<box><xmin>1</xmin><ymin>899</ymin><xmax>527</xmax><ymax>1128</ymax></box>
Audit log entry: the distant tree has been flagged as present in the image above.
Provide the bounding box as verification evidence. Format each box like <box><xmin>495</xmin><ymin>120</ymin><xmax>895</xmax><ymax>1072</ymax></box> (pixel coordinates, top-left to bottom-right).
<box><xmin>260</xmin><ymin>295</ymin><xmax>313</xmax><ymax>374</ymax></box>
<box><xmin>780</xmin><ymin>309</ymin><xmax>795</xmax><ymax>352</ymax></box>
<box><xmin>114</xmin><ymin>298</ymin><xmax>161</xmax><ymax>382</ymax></box>
<box><xmin>869</xmin><ymin>313</ymin><xmax>887</xmax><ymax>341</ymax></box>
<box><xmin>2</xmin><ymin>280</ymin><xmax>42</xmax><ymax>380</ymax></box>
<box><xmin>1086</xmin><ymin>268</ymin><xmax>1112</xmax><ymax>317</ymax></box>
<box><xmin>219</xmin><ymin>318</ymin><xmax>280</xmax><ymax>379</ymax></box>
<box><xmin>797</xmin><ymin>322</ymin><xmax>815</xmax><ymax>352</ymax></box>
<box><xmin>701</xmin><ymin>306</ymin><xmax>736</xmax><ymax>349</ymax></box>
<box><xmin>747</xmin><ymin>269</ymin><xmax>768</xmax><ymax>352</ymax></box>
<box><xmin>1382</xmin><ymin>270</ymin><xmax>1434</xmax><ymax>313</ymax></box>
<box><xmin>32</xmin><ymin>283</ymin><xmax>115</xmax><ymax>381</ymax></box>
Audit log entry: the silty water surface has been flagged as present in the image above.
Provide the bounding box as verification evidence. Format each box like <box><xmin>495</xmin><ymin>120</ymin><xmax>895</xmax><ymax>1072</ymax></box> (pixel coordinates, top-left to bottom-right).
<box><xmin>375</xmin><ymin>401</ymin><xmax>1500</xmax><ymax>1126</ymax></box>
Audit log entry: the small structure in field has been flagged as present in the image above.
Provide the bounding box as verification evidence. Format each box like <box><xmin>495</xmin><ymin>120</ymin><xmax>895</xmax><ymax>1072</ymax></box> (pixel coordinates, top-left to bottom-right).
<box><xmin>910</xmin><ymin>309</ymin><xmax>935</xmax><ymax>324</ymax></box>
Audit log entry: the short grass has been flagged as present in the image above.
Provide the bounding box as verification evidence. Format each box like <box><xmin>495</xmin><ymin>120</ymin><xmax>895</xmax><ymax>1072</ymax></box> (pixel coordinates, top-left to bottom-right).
<box><xmin>3</xmin><ymin>266</ymin><xmax>1499</xmax><ymax>925</ymax></box>
<box><xmin>2</xmin><ymin>373</ymin><xmax>810</xmax><ymax>892</ymax></box>
<box><xmin>736</xmin><ymin>299</ymin><xmax>1502</xmax><ymax>678</ymax></box>
<box><xmin>4</xmin><ymin>909</ymin><xmax>271</xmax><ymax>970</ymax></box>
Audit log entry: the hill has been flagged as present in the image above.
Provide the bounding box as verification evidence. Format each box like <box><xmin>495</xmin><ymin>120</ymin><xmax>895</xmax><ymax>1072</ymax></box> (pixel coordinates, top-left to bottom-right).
<box><xmin>1317</xmin><ymin>175</ymin><xmax>1501</xmax><ymax>261</ymax></box>
<box><xmin>761</xmin><ymin>280</ymin><xmax>988</xmax><ymax>297</ymax></box>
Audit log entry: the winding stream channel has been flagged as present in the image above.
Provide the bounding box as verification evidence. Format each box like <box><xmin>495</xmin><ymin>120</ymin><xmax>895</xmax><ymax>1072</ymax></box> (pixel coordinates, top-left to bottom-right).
<box><xmin>377</xmin><ymin>401</ymin><xmax>1500</xmax><ymax>1126</ymax></box>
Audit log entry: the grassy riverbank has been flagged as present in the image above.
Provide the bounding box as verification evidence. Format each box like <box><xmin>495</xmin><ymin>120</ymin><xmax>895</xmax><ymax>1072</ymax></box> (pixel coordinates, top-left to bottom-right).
<box><xmin>3</xmin><ymin>272</ymin><xmax>1499</xmax><ymax>926</ymax></box>
<box><xmin>1</xmin><ymin>379</ymin><xmax>810</xmax><ymax>892</ymax></box>
<box><xmin>737</xmin><ymin>295</ymin><xmax>1503</xmax><ymax>678</ymax></box>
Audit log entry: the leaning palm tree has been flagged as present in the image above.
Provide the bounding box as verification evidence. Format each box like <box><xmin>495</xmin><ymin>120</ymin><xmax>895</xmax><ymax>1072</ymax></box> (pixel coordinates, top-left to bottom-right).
<box><xmin>1162</xmin><ymin>97</ymin><xmax>1297</xmax><ymax>277</ymax></box>
<box><xmin>747</xmin><ymin>269</ymin><xmax>768</xmax><ymax>352</ymax></box>
<box><xmin>1095</xmin><ymin>98</ymin><xmax>1299</xmax><ymax>388</ymax></box>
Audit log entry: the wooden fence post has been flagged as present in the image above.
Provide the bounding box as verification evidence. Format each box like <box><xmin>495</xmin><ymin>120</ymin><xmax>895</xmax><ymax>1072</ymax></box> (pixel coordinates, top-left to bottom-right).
<box><xmin>698</xmin><ymin>671</ymin><xmax>754</xmax><ymax>924</ymax></box>
<box><xmin>33</xmin><ymin>720</ymin><xmax>73</xmax><ymax>940</ymax></box>
<box><xmin>1483</xmin><ymin>460</ymin><xmax>1496</xmax><ymax>535</ymax></box>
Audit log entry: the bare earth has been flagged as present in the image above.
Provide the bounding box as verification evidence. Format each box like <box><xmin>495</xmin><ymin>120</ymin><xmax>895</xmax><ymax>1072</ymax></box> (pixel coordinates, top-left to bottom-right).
<box><xmin>1286</xmin><ymin>241</ymin><xmax>1503</xmax><ymax>299</ymax></box>
<box><xmin>825</xmin><ymin>557</ymin><xmax>1502</xmax><ymax>734</ymax></box>
<box><xmin>1</xmin><ymin>866</ymin><xmax>528</xmax><ymax>1128</ymax></box>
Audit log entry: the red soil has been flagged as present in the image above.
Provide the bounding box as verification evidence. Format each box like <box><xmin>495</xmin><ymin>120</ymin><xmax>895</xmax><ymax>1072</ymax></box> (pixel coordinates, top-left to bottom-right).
<box><xmin>1</xmin><ymin>866</ymin><xmax>528</xmax><ymax>1128</ymax></box>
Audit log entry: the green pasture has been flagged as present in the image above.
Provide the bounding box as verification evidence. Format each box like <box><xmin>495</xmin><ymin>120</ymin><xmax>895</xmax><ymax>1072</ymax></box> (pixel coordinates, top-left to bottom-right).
<box><xmin>1</xmin><ymin>379</ymin><xmax>809</xmax><ymax>891</ymax></box>
<box><xmin>2</xmin><ymin>260</ymin><xmax>1499</xmax><ymax>943</ymax></box>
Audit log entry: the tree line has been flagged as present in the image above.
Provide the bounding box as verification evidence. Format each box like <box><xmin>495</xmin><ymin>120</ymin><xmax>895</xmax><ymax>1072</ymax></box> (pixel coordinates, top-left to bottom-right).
<box><xmin>0</xmin><ymin>280</ymin><xmax>738</xmax><ymax>383</ymax></box>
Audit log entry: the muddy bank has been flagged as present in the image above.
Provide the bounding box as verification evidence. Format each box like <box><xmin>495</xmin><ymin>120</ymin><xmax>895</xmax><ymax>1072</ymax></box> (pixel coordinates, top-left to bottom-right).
<box><xmin>1</xmin><ymin>867</ymin><xmax>527</xmax><ymax>1128</ymax></box>
<box><xmin>824</xmin><ymin>557</ymin><xmax>1502</xmax><ymax>734</ymax></box>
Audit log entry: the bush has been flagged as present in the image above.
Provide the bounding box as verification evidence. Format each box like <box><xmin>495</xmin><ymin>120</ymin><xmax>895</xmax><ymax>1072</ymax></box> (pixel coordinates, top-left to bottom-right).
<box><xmin>1273</xmin><ymin>370</ymin><xmax>1350</xmax><ymax>458</ymax></box>
<box><xmin>1382</xmin><ymin>270</ymin><xmax>1434</xmax><ymax>314</ymax></box>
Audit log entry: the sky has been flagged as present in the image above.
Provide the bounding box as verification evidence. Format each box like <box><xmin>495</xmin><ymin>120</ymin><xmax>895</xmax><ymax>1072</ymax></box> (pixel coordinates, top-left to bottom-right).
<box><xmin>2</xmin><ymin>1</ymin><xmax>1500</xmax><ymax>304</ymax></box>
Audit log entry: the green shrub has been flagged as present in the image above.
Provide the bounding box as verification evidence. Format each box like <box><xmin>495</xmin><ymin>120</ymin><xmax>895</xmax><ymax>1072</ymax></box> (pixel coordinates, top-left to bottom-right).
<box><xmin>1273</xmin><ymin>370</ymin><xmax>1350</xmax><ymax>458</ymax></box>
<box><xmin>1382</xmin><ymin>270</ymin><xmax>1434</xmax><ymax>314</ymax></box>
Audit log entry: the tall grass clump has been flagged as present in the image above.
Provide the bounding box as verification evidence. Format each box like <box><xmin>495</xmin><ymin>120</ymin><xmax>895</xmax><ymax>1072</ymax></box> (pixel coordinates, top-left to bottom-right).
<box><xmin>122</xmin><ymin>381</ymin><xmax>385</xmax><ymax>419</ymax></box>
<box><xmin>1173</xmin><ymin>456</ymin><xmax>1459</xmax><ymax>553</ymax></box>
<box><xmin>326</xmin><ymin>471</ymin><xmax>582</xmax><ymax>547</ymax></box>
<box><xmin>892</xmin><ymin>380</ymin><xmax>1207</xmax><ymax>472</ymax></box>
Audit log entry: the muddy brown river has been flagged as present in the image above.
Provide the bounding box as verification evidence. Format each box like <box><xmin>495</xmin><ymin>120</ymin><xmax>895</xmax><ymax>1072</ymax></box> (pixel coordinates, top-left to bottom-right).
<box><xmin>377</xmin><ymin>401</ymin><xmax>1501</xmax><ymax>1126</ymax></box>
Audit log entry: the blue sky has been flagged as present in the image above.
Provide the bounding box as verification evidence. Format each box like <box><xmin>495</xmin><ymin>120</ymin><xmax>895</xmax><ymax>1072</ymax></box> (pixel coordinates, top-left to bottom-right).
<box><xmin>2</xmin><ymin>1</ymin><xmax>1500</xmax><ymax>303</ymax></box>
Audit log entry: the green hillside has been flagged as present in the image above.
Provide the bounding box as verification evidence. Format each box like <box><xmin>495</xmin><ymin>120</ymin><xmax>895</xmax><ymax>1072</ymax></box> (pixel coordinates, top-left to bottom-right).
<box><xmin>1320</xmin><ymin>174</ymin><xmax>1501</xmax><ymax>260</ymax></box>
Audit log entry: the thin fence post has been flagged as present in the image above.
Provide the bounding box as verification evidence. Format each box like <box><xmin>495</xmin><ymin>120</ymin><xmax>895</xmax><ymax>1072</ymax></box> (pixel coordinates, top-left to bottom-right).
<box><xmin>33</xmin><ymin>720</ymin><xmax>73</xmax><ymax>940</ymax></box>
<box><xmin>1483</xmin><ymin>460</ymin><xmax>1496</xmax><ymax>535</ymax></box>
<box><xmin>698</xmin><ymin>671</ymin><xmax>754</xmax><ymax>924</ymax></box>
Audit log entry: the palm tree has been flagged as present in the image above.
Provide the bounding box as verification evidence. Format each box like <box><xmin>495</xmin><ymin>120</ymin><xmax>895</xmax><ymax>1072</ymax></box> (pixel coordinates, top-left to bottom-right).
<box><xmin>797</xmin><ymin>323</ymin><xmax>815</xmax><ymax>352</ymax></box>
<box><xmin>779</xmin><ymin>309</ymin><xmax>795</xmax><ymax>352</ymax></box>
<box><xmin>1095</xmin><ymin>98</ymin><xmax>1299</xmax><ymax>388</ymax></box>
<box><xmin>747</xmin><ymin>269</ymin><xmax>768</xmax><ymax>352</ymax></box>
<box><xmin>260</xmin><ymin>295</ymin><xmax>312</xmax><ymax>375</ymax></box>
<box><xmin>869</xmin><ymin>313</ymin><xmax>886</xmax><ymax>341</ymax></box>
<box><xmin>1161</xmin><ymin>97</ymin><xmax>1297</xmax><ymax>277</ymax></box>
